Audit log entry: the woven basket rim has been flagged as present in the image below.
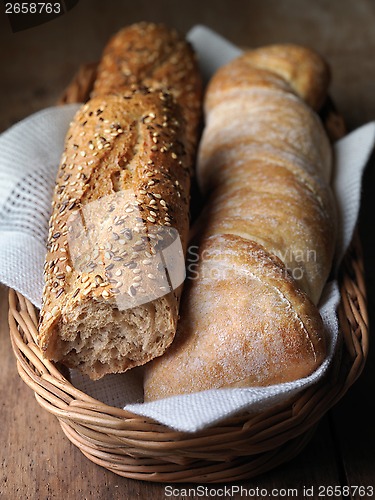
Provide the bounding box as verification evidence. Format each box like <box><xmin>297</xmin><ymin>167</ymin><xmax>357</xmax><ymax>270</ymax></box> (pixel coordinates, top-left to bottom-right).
<box><xmin>6</xmin><ymin>62</ymin><xmax>370</xmax><ymax>483</ymax></box>
<box><xmin>7</xmin><ymin>232</ymin><xmax>369</xmax><ymax>482</ymax></box>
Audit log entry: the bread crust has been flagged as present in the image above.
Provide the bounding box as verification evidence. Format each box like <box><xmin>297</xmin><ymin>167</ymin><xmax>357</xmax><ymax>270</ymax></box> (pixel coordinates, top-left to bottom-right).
<box><xmin>144</xmin><ymin>234</ymin><xmax>326</xmax><ymax>400</ymax></box>
<box><xmin>92</xmin><ymin>22</ymin><xmax>202</xmax><ymax>158</ymax></box>
<box><xmin>198</xmin><ymin>48</ymin><xmax>335</xmax><ymax>304</ymax></box>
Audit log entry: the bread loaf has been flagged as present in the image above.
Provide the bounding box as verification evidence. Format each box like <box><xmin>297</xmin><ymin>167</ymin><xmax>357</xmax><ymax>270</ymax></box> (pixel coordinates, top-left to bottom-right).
<box><xmin>38</xmin><ymin>24</ymin><xmax>202</xmax><ymax>379</ymax></box>
<box><xmin>92</xmin><ymin>22</ymin><xmax>202</xmax><ymax>160</ymax></box>
<box><xmin>144</xmin><ymin>45</ymin><xmax>336</xmax><ymax>400</ymax></box>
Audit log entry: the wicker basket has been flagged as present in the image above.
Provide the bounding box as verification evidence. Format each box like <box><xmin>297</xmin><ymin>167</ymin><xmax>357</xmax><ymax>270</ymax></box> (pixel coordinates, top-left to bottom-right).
<box><xmin>8</xmin><ymin>64</ymin><xmax>368</xmax><ymax>483</ymax></box>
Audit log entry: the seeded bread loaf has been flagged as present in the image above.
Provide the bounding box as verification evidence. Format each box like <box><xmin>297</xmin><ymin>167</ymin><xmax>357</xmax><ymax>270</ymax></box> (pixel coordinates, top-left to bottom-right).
<box><xmin>38</xmin><ymin>24</ymin><xmax>202</xmax><ymax>379</ymax></box>
<box><xmin>92</xmin><ymin>22</ymin><xmax>202</xmax><ymax>160</ymax></box>
<box><xmin>144</xmin><ymin>45</ymin><xmax>336</xmax><ymax>400</ymax></box>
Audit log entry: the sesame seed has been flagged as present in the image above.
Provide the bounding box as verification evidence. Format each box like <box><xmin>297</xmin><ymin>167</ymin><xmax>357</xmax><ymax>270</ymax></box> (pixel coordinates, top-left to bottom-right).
<box><xmin>122</xmin><ymin>229</ymin><xmax>132</xmax><ymax>240</ymax></box>
<box><xmin>171</xmin><ymin>152</ymin><xmax>177</xmax><ymax>159</ymax></box>
<box><xmin>66</xmin><ymin>265</ymin><xmax>72</xmax><ymax>273</ymax></box>
<box><xmin>150</xmin><ymin>211</ymin><xmax>157</xmax><ymax>217</ymax></box>
<box><xmin>132</xmin><ymin>282</ymin><xmax>141</xmax><ymax>288</ymax></box>
<box><xmin>102</xmin><ymin>290</ymin><xmax>110</xmax><ymax>298</ymax></box>
<box><xmin>44</xmin><ymin>311</ymin><xmax>52</xmax><ymax>321</ymax></box>
<box><xmin>142</xmin><ymin>259</ymin><xmax>152</xmax><ymax>265</ymax></box>
<box><xmin>119</xmin><ymin>239</ymin><xmax>126</xmax><ymax>245</ymax></box>
<box><xmin>105</xmin><ymin>251</ymin><xmax>112</xmax><ymax>259</ymax></box>
<box><xmin>133</xmin><ymin>268</ymin><xmax>141</xmax><ymax>275</ymax></box>
<box><xmin>72</xmin><ymin>288</ymin><xmax>80</xmax><ymax>298</ymax></box>
<box><xmin>83</xmin><ymin>287</ymin><xmax>91</xmax><ymax>296</ymax></box>
<box><xmin>105</xmin><ymin>263</ymin><xmax>114</xmax><ymax>271</ymax></box>
<box><xmin>51</xmin><ymin>306</ymin><xmax>59</xmax><ymax>317</ymax></box>
<box><xmin>154</xmin><ymin>193</ymin><xmax>161</xmax><ymax>199</ymax></box>
<box><xmin>115</xmin><ymin>270</ymin><xmax>122</xmax><ymax>277</ymax></box>
<box><xmin>147</xmin><ymin>216</ymin><xmax>156</xmax><ymax>223</ymax></box>
<box><xmin>83</xmin><ymin>279</ymin><xmax>92</xmax><ymax>289</ymax></box>
<box><xmin>128</xmin><ymin>286</ymin><xmax>136</xmax><ymax>297</ymax></box>
<box><xmin>160</xmin><ymin>199</ymin><xmax>167</xmax><ymax>207</ymax></box>
<box><xmin>147</xmin><ymin>273</ymin><xmax>156</xmax><ymax>280</ymax></box>
<box><xmin>81</xmin><ymin>276</ymin><xmax>89</xmax><ymax>283</ymax></box>
<box><xmin>149</xmin><ymin>199</ymin><xmax>156</xmax><ymax>205</ymax></box>
<box><xmin>133</xmin><ymin>276</ymin><xmax>142</xmax><ymax>282</ymax></box>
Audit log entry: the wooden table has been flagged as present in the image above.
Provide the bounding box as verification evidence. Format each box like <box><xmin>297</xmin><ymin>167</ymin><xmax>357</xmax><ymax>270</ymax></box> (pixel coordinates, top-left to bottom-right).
<box><xmin>1</xmin><ymin>1</ymin><xmax>375</xmax><ymax>498</ymax></box>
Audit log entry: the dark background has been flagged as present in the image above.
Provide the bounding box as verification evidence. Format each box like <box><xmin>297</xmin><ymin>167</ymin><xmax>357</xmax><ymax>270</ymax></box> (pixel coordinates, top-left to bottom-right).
<box><xmin>0</xmin><ymin>0</ymin><xmax>374</xmax><ymax>498</ymax></box>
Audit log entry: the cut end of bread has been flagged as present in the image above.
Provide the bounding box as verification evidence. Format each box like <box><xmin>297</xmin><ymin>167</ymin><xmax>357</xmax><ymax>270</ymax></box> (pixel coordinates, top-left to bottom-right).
<box><xmin>43</xmin><ymin>296</ymin><xmax>176</xmax><ymax>380</ymax></box>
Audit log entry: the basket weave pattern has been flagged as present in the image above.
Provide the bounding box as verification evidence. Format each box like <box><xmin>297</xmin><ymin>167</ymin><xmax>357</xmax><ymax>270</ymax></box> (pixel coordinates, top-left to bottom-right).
<box><xmin>8</xmin><ymin>64</ymin><xmax>369</xmax><ymax>483</ymax></box>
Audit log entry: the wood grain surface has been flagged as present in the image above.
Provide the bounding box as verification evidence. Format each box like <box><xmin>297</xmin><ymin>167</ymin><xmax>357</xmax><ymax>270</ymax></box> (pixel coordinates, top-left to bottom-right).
<box><xmin>1</xmin><ymin>1</ymin><xmax>375</xmax><ymax>498</ymax></box>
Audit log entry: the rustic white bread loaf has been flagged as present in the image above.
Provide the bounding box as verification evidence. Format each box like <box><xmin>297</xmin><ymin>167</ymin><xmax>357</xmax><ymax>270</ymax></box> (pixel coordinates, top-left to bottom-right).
<box><xmin>38</xmin><ymin>24</ymin><xmax>202</xmax><ymax>379</ymax></box>
<box><xmin>144</xmin><ymin>45</ymin><xmax>336</xmax><ymax>400</ymax></box>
